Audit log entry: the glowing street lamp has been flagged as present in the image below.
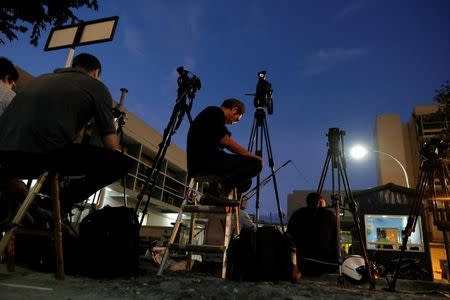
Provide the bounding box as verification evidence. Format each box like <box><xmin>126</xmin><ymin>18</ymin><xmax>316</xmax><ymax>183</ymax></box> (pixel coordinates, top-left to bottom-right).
<box><xmin>350</xmin><ymin>144</ymin><xmax>410</xmax><ymax>188</ymax></box>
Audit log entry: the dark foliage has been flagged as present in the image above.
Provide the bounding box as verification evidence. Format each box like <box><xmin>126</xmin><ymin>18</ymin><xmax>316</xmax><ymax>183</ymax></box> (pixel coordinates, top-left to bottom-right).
<box><xmin>0</xmin><ymin>0</ymin><xmax>98</xmax><ymax>46</ymax></box>
<box><xmin>432</xmin><ymin>81</ymin><xmax>450</xmax><ymax>140</ymax></box>
<box><xmin>434</xmin><ymin>81</ymin><xmax>450</xmax><ymax>107</ymax></box>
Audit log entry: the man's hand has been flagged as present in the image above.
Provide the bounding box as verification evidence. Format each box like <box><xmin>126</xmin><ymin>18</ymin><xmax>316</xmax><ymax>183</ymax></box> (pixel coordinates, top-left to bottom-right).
<box><xmin>221</xmin><ymin>135</ymin><xmax>264</xmax><ymax>167</ymax></box>
<box><xmin>253</xmin><ymin>155</ymin><xmax>263</xmax><ymax>166</ymax></box>
<box><xmin>102</xmin><ymin>133</ymin><xmax>120</xmax><ymax>151</ymax></box>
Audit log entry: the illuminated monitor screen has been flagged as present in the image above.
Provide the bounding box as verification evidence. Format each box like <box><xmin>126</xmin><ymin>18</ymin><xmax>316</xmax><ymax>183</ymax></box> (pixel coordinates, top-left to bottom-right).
<box><xmin>364</xmin><ymin>214</ymin><xmax>424</xmax><ymax>252</ymax></box>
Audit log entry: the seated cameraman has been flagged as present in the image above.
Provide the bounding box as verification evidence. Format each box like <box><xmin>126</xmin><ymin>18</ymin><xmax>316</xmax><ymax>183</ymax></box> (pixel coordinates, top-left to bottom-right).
<box><xmin>287</xmin><ymin>192</ymin><xmax>338</xmax><ymax>276</ymax></box>
<box><xmin>0</xmin><ymin>53</ymin><xmax>131</xmax><ymax>213</ymax></box>
<box><xmin>187</xmin><ymin>98</ymin><xmax>262</xmax><ymax>201</ymax></box>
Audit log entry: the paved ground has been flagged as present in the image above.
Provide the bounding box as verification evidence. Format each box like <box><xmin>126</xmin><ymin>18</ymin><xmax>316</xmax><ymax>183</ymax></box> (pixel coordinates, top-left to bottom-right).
<box><xmin>0</xmin><ymin>262</ymin><xmax>449</xmax><ymax>300</ymax></box>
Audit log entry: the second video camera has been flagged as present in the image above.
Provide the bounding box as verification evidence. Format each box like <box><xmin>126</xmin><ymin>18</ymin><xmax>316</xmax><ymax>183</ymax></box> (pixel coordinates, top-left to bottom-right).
<box><xmin>177</xmin><ymin>66</ymin><xmax>201</xmax><ymax>100</ymax></box>
<box><xmin>419</xmin><ymin>137</ymin><xmax>449</xmax><ymax>160</ymax></box>
<box><xmin>254</xmin><ymin>71</ymin><xmax>274</xmax><ymax>114</ymax></box>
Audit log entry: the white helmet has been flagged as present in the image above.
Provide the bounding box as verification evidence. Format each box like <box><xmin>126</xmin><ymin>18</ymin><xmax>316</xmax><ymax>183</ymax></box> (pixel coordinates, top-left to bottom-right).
<box><xmin>342</xmin><ymin>255</ymin><xmax>367</xmax><ymax>281</ymax></box>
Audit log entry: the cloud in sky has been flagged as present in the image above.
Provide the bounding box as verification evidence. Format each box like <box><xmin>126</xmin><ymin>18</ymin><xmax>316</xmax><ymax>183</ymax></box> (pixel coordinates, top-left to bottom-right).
<box><xmin>186</xmin><ymin>2</ymin><xmax>202</xmax><ymax>37</ymax></box>
<box><xmin>302</xmin><ymin>48</ymin><xmax>369</xmax><ymax>76</ymax></box>
<box><xmin>334</xmin><ymin>0</ymin><xmax>365</xmax><ymax>21</ymax></box>
<box><xmin>140</xmin><ymin>1</ymin><xmax>204</xmax><ymax>48</ymax></box>
<box><xmin>122</xmin><ymin>24</ymin><xmax>145</xmax><ymax>56</ymax></box>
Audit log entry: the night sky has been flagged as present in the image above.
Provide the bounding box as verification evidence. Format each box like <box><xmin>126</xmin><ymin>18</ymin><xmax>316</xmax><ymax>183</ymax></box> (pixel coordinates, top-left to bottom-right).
<box><xmin>2</xmin><ymin>0</ymin><xmax>450</xmax><ymax>218</ymax></box>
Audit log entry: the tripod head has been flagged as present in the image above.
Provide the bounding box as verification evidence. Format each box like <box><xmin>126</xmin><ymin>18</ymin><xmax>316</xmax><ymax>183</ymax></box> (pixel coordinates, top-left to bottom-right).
<box><xmin>177</xmin><ymin>66</ymin><xmax>201</xmax><ymax>102</ymax></box>
<box><xmin>174</xmin><ymin>67</ymin><xmax>201</xmax><ymax>130</ymax></box>
<box><xmin>252</xmin><ymin>70</ymin><xmax>274</xmax><ymax>114</ymax></box>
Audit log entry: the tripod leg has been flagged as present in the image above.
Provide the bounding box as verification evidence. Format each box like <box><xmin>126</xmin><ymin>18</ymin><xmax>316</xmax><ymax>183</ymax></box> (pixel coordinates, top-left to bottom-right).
<box><xmin>336</xmin><ymin>157</ymin><xmax>376</xmax><ymax>289</ymax></box>
<box><xmin>255</xmin><ymin>125</ymin><xmax>264</xmax><ymax>221</ymax></box>
<box><xmin>136</xmin><ymin>105</ymin><xmax>182</xmax><ymax>226</ymax></box>
<box><xmin>335</xmin><ymin>169</ymin><xmax>344</xmax><ymax>287</ymax></box>
<box><xmin>262</xmin><ymin>118</ymin><xmax>284</xmax><ymax>230</ymax></box>
<box><xmin>317</xmin><ymin>152</ymin><xmax>332</xmax><ymax>195</ymax></box>
<box><xmin>389</xmin><ymin>168</ymin><xmax>428</xmax><ymax>291</ymax></box>
<box><xmin>247</xmin><ymin>117</ymin><xmax>258</xmax><ymax>153</ymax></box>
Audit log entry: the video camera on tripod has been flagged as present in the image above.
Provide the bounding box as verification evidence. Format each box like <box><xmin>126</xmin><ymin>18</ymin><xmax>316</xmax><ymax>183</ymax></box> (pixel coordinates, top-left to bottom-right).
<box><xmin>419</xmin><ymin>137</ymin><xmax>450</xmax><ymax>160</ymax></box>
<box><xmin>327</xmin><ymin>128</ymin><xmax>345</xmax><ymax>155</ymax></box>
<box><xmin>253</xmin><ymin>71</ymin><xmax>274</xmax><ymax>114</ymax></box>
<box><xmin>176</xmin><ymin>66</ymin><xmax>201</xmax><ymax>100</ymax></box>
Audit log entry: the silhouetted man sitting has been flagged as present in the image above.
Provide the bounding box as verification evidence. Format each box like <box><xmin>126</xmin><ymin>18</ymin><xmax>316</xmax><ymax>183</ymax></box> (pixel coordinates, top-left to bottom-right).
<box><xmin>187</xmin><ymin>98</ymin><xmax>262</xmax><ymax>202</ymax></box>
<box><xmin>287</xmin><ymin>192</ymin><xmax>338</xmax><ymax>276</ymax></box>
<box><xmin>0</xmin><ymin>53</ymin><xmax>131</xmax><ymax>215</ymax></box>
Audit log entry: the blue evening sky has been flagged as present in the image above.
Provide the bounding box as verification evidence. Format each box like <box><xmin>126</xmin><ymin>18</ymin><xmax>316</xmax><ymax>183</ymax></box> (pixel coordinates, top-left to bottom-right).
<box><xmin>2</xmin><ymin>0</ymin><xmax>449</xmax><ymax>217</ymax></box>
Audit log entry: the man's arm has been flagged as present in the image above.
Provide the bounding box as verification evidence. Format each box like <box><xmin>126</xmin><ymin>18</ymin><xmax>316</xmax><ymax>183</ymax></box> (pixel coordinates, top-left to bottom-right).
<box><xmin>220</xmin><ymin>135</ymin><xmax>263</xmax><ymax>164</ymax></box>
<box><xmin>239</xmin><ymin>210</ymin><xmax>257</xmax><ymax>232</ymax></box>
<box><xmin>102</xmin><ymin>133</ymin><xmax>120</xmax><ymax>151</ymax></box>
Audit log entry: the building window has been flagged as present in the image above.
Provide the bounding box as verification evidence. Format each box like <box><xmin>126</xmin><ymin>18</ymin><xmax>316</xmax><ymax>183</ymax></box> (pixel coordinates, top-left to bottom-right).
<box><xmin>365</xmin><ymin>214</ymin><xmax>424</xmax><ymax>252</ymax></box>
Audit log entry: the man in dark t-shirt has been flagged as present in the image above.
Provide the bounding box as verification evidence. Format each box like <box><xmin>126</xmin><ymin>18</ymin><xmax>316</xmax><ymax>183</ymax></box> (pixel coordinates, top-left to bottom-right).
<box><xmin>0</xmin><ymin>53</ymin><xmax>131</xmax><ymax>211</ymax></box>
<box><xmin>187</xmin><ymin>99</ymin><xmax>262</xmax><ymax>196</ymax></box>
<box><xmin>287</xmin><ymin>192</ymin><xmax>338</xmax><ymax>276</ymax></box>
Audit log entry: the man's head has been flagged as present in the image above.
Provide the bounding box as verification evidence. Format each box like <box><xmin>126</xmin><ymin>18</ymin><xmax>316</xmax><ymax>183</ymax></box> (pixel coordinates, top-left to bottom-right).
<box><xmin>221</xmin><ymin>98</ymin><xmax>245</xmax><ymax>125</ymax></box>
<box><xmin>72</xmin><ymin>53</ymin><xmax>102</xmax><ymax>80</ymax></box>
<box><xmin>306</xmin><ymin>192</ymin><xmax>322</xmax><ymax>208</ymax></box>
<box><xmin>0</xmin><ymin>57</ymin><xmax>19</xmax><ymax>90</ymax></box>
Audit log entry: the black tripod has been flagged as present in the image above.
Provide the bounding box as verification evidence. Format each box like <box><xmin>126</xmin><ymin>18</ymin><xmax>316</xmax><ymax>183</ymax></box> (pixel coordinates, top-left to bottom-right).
<box><xmin>247</xmin><ymin>71</ymin><xmax>284</xmax><ymax>229</ymax></box>
<box><xmin>317</xmin><ymin>128</ymin><xmax>376</xmax><ymax>289</ymax></box>
<box><xmin>134</xmin><ymin>67</ymin><xmax>201</xmax><ymax>227</ymax></box>
<box><xmin>114</xmin><ymin>88</ymin><xmax>129</xmax><ymax>207</ymax></box>
<box><xmin>387</xmin><ymin>139</ymin><xmax>450</xmax><ymax>291</ymax></box>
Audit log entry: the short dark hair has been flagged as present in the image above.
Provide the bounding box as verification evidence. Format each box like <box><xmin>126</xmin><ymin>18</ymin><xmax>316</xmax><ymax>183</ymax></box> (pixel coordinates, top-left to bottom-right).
<box><xmin>221</xmin><ymin>98</ymin><xmax>245</xmax><ymax>115</ymax></box>
<box><xmin>0</xmin><ymin>57</ymin><xmax>19</xmax><ymax>82</ymax></box>
<box><xmin>72</xmin><ymin>53</ymin><xmax>102</xmax><ymax>75</ymax></box>
<box><xmin>306</xmin><ymin>192</ymin><xmax>321</xmax><ymax>208</ymax></box>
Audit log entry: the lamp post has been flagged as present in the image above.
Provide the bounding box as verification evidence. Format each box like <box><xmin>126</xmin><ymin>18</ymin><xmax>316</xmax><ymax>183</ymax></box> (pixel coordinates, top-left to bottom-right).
<box><xmin>350</xmin><ymin>144</ymin><xmax>410</xmax><ymax>188</ymax></box>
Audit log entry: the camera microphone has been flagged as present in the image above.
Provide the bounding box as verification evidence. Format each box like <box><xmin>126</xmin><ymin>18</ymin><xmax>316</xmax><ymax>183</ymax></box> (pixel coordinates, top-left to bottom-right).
<box><xmin>118</xmin><ymin>88</ymin><xmax>128</xmax><ymax>109</ymax></box>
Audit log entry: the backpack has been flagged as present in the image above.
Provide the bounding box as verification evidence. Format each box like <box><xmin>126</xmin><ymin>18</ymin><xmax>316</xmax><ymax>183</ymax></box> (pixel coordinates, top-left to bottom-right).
<box><xmin>227</xmin><ymin>226</ymin><xmax>300</xmax><ymax>283</ymax></box>
<box><xmin>78</xmin><ymin>205</ymin><xmax>140</xmax><ymax>277</ymax></box>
